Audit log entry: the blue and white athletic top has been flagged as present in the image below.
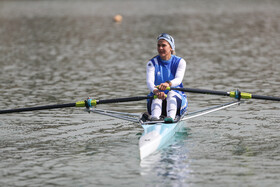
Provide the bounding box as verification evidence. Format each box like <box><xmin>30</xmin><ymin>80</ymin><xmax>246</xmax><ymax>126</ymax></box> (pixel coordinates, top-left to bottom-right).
<box><xmin>146</xmin><ymin>55</ymin><xmax>186</xmax><ymax>94</ymax></box>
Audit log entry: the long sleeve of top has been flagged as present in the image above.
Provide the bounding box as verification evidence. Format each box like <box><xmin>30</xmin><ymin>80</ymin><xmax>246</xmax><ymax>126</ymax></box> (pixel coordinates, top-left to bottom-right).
<box><xmin>146</xmin><ymin>61</ymin><xmax>156</xmax><ymax>92</ymax></box>
<box><xmin>146</xmin><ymin>57</ymin><xmax>186</xmax><ymax>93</ymax></box>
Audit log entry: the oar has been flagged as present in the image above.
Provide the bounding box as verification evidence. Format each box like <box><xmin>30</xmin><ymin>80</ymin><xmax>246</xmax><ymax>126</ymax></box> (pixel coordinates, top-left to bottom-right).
<box><xmin>167</xmin><ymin>87</ymin><xmax>280</xmax><ymax>101</ymax></box>
<box><xmin>0</xmin><ymin>96</ymin><xmax>155</xmax><ymax>114</ymax></box>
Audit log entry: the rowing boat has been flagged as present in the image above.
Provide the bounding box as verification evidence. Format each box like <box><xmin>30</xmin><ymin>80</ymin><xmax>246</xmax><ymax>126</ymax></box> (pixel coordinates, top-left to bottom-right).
<box><xmin>89</xmin><ymin>100</ymin><xmax>241</xmax><ymax>159</ymax></box>
<box><xmin>86</xmin><ymin>107</ymin><xmax>186</xmax><ymax>159</ymax></box>
<box><xmin>138</xmin><ymin>100</ymin><xmax>241</xmax><ymax>159</ymax></box>
<box><xmin>0</xmin><ymin>87</ymin><xmax>279</xmax><ymax>160</ymax></box>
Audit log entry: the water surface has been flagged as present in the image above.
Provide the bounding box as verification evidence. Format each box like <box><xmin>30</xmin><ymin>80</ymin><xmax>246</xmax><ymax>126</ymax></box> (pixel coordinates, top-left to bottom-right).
<box><xmin>0</xmin><ymin>0</ymin><xmax>280</xmax><ymax>186</ymax></box>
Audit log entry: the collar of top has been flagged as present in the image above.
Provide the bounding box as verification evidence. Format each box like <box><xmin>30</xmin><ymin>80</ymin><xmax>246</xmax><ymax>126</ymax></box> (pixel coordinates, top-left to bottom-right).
<box><xmin>159</xmin><ymin>55</ymin><xmax>173</xmax><ymax>64</ymax></box>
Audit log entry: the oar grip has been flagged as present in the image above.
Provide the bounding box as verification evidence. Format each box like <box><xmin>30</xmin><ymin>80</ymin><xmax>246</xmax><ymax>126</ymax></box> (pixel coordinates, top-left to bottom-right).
<box><xmin>75</xmin><ymin>100</ymin><xmax>97</xmax><ymax>107</ymax></box>
<box><xmin>153</xmin><ymin>94</ymin><xmax>167</xmax><ymax>99</ymax></box>
<box><xmin>156</xmin><ymin>86</ymin><xmax>171</xmax><ymax>91</ymax></box>
<box><xmin>75</xmin><ymin>101</ymin><xmax>85</xmax><ymax>107</ymax></box>
<box><xmin>229</xmin><ymin>91</ymin><xmax>252</xmax><ymax>99</ymax></box>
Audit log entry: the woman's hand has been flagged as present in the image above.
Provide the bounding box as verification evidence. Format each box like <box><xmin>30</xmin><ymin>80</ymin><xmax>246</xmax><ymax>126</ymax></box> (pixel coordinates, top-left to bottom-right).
<box><xmin>157</xmin><ymin>82</ymin><xmax>170</xmax><ymax>91</ymax></box>
<box><xmin>153</xmin><ymin>89</ymin><xmax>166</xmax><ymax>100</ymax></box>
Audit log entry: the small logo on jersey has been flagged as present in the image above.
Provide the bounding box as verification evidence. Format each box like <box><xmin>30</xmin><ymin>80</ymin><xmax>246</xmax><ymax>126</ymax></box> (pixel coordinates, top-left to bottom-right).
<box><xmin>148</xmin><ymin>62</ymin><xmax>152</xmax><ymax>66</ymax></box>
<box><xmin>157</xmin><ymin>71</ymin><xmax>161</xmax><ymax>75</ymax></box>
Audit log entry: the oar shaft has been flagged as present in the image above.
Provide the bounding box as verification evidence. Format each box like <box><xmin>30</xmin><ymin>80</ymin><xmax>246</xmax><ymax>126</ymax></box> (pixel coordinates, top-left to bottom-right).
<box><xmin>170</xmin><ymin>87</ymin><xmax>230</xmax><ymax>97</ymax></box>
<box><xmin>252</xmin><ymin>94</ymin><xmax>280</xmax><ymax>101</ymax></box>
<box><xmin>0</xmin><ymin>103</ymin><xmax>76</xmax><ymax>114</ymax></box>
<box><xmin>169</xmin><ymin>87</ymin><xmax>280</xmax><ymax>101</ymax></box>
<box><xmin>97</xmin><ymin>96</ymin><xmax>153</xmax><ymax>104</ymax></box>
<box><xmin>0</xmin><ymin>96</ymin><xmax>154</xmax><ymax>114</ymax></box>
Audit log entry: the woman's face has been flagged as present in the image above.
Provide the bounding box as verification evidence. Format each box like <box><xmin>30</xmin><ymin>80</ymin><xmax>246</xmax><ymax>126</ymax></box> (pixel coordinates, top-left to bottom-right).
<box><xmin>157</xmin><ymin>39</ymin><xmax>172</xmax><ymax>60</ymax></box>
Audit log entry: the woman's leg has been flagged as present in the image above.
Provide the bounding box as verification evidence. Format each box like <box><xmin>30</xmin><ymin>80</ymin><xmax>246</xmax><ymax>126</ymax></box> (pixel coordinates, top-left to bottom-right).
<box><xmin>151</xmin><ymin>98</ymin><xmax>162</xmax><ymax>119</ymax></box>
<box><xmin>166</xmin><ymin>91</ymin><xmax>181</xmax><ymax>119</ymax></box>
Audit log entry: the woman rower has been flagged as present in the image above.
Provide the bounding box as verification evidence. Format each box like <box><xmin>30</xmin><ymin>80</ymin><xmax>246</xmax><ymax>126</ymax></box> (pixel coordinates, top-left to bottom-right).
<box><xmin>146</xmin><ymin>33</ymin><xmax>188</xmax><ymax>122</ymax></box>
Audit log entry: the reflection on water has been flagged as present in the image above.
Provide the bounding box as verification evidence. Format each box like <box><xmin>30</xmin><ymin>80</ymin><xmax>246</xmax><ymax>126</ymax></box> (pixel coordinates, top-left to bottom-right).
<box><xmin>140</xmin><ymin>125</ymin><xmax>193</xmax><ymax>185</ymax></box>
<box><xmin>0</xmin><ymin>0</ymin><xmax>280</xmax><ymax>186</ymax></box>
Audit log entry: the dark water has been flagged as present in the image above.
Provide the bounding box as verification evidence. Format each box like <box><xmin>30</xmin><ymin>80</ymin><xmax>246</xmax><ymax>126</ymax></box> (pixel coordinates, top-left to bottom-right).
<box><xmin>0</xmin><ymin>0</ymin><xmax>280</xmax><ymax>186</ymax></box>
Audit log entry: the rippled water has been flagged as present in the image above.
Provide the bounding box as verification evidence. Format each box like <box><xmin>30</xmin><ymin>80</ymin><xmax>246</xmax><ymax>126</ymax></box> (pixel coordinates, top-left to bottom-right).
<box><xmin>0</xmin><ymin>0</ymin><xmax>280</xmax><ymax>186</ymax></box>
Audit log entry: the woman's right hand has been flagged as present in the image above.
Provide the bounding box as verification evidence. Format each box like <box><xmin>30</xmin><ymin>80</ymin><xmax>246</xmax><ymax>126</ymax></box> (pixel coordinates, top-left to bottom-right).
<box><xmin>153</xmin><ymin>89</ymin><xmax>166</xmax><ymax>100</ymax></box>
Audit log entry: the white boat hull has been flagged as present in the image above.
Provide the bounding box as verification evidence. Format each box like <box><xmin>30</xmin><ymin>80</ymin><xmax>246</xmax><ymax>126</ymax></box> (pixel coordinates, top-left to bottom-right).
<box><xmin>139</xmin><ymin>121</ymin><xmax>183</xmax><ymax>160</ymax></box>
